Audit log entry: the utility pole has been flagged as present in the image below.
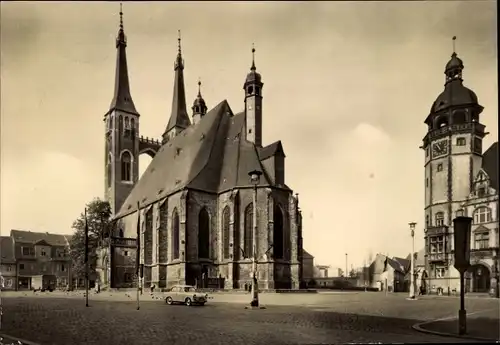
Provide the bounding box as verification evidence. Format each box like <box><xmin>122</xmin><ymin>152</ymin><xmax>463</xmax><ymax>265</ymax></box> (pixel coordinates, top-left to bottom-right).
<box><xmin>409</xmin><ymin>222</ymin><xmax>416</xmax><ymax>299</ymax></box>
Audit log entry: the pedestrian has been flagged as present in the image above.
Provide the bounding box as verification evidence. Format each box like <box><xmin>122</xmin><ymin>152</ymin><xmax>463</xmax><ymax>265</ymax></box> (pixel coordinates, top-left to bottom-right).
<box><xmin>150</xmin><ymin>284</ymin><xmax>155</xmax><ymax>293</ymax></box>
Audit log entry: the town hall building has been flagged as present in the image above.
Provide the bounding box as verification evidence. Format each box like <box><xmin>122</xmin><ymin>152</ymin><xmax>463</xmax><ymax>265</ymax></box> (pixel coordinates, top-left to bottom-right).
<box><xmin>422</xmin><ymin>42</ymin><xmax>498</xmax><ymax>295</ymax></box>
<box><xmin>97</xmin><ymin>10</ymin><xmax>303</xmax><ymax>290</ymax></box>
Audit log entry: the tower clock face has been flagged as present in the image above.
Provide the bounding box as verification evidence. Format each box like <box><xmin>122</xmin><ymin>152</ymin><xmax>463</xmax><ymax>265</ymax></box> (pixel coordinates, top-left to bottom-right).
<box><xmin>432</xmin><ymin>140</ymin><xmax>448</xmax><ymax>157</ymax></box>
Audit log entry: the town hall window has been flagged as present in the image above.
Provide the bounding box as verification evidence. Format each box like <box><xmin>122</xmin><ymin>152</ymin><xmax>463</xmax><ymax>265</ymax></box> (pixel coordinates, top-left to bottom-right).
<box><xmin>456</xmin><ymin>137</ymin><xmax>466</xmax><ymax>146</ymax></box>
<box><xmin>273</xmin><ymin>204</ymin><xmax>284</xmax><ymax>260</ymax></box>
<box><xmin>172</xmin><ymin>209</ymin><xmax>180</xmax><ymax>260</ymax></box>
<box><xmin>437</xmin><ymin>164</ymin><xmax>443</xmax><ymax>172</ymax></box>
<box><xmin>121</xmin><ymin>151</ymin><xmax>132</xmax><ymax>181</ymax></box>
<box><xmin>222</xmin><ymin>206</ymin><xmax>230</xmax><ymax>259</ymax></box>
<box><xmin>198</xmin><ymin>208</ymin><xmax>210</xmax><ymax>259</ymax></box>
<box><xmin>430</xmin><ymin>236</ymin><xmax>444</xmax><ymax>253</ymax></box>
<box><xmin>435</xmin><ymin>212</ymin><xmax>445</xmax><ymax>226</ymax></box>
<box><xmin>244</xmin><ymin>203</ymin><xmax>253</xmax><ymax>259</ymax></box>
<box><xmin>473</xmin><ymin>207</ymin><xmax>491</xmax><ymax>224</ymax></box>
<box><xmin>474</xmin><ymin>232</ymin><xmax>489</xmax><ymax>249</ymax></box>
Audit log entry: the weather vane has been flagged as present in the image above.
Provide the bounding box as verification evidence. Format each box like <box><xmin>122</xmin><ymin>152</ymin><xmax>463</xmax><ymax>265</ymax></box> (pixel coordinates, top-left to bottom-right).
<box><xmin>452</xmin><ymin>36</ymin><xmax>457</xmax><ymax>54</ymax></box>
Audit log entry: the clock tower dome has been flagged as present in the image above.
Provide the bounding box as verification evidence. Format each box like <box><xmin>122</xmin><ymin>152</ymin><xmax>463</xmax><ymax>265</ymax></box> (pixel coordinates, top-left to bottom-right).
<box><xmin>422</xmin><ymin>38</ymin><xmax>487</xmax><ymax>276</ymax></box>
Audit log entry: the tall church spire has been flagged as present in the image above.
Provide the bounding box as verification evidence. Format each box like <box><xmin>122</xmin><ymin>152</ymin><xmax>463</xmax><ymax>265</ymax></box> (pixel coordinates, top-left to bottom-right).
<box><xmin>163</xmin><ymin>30</ymin><xmax>191</xmax><ymax>143</ymax></box>
<box><xmin>109</xmin><ymin>3</ymin><xmax>138</xmax><ymax>115</ymax></box>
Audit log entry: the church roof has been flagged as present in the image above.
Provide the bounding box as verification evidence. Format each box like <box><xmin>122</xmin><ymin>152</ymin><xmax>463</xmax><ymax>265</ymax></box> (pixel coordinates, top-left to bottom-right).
<box><xmin>259</xmin><ymin>141</ymin><xmax>285</xmax><ymax>160</ymax></box>
<box><xmin>115</xmin><ymin>100</ymin><xmax>284</xmax><ymax>219</ymax></box>
<box><xmin>482</xmin><ymin>142</ymin><xmax>498</xmax><ymax>191</ymax></box>
<box><xmin>10</xmin><ymin>230</ymin><xmax>72</xmax><ymax>247</ymax></box>
<box><xmin>430</xmin><ymin>79</ymin><xmax>478</xmax><ymax>113</ymax></box>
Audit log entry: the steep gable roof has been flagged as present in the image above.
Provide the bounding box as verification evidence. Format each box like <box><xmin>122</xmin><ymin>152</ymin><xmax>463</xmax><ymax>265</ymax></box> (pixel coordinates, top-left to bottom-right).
<box><xmin>0</xmin><ymin>236</ymin><xmax>15</xmax><ymax>263</ymax></box>
<box><xmin>482</xmin><ymin>142</ymin><xmax>498</xmax><ymax>191</ymax></box>
<box><xmin>10</xmin><ymin>230</ymin><xmax>71</xmax><ymax>247</ymax></box>
<box><xmin>302</xmin><ymin>249</ymin><xmax>314</xmax><ymax>259</ymax></box>
<box><xmin>392</xmin><ymin>257</ymin><xmax>410</xmax><ymax>272</ymax></box>
<box><xmin>259</xmin><ymin>141</ymin><xmax>286</xmax><ymax>160</ymax></box>
<box><xmin>116</xmin><ymin>100</ymin><xmax>275</xmax><ymax>219</ymax></box>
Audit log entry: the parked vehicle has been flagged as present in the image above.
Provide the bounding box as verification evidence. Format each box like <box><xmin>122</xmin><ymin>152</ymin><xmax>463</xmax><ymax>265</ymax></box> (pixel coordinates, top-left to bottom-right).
<box><xmin>164</xmin><ymin>285</ymin><xmax>207</xmax><ymax>306</ymax></box>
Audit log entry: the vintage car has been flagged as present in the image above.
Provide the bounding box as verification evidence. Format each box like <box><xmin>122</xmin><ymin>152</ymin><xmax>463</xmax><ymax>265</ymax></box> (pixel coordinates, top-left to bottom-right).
<box><xmin>165</xmin><ymin>285</ymin><xmax>207</xmax><ymax>306</ymax></box>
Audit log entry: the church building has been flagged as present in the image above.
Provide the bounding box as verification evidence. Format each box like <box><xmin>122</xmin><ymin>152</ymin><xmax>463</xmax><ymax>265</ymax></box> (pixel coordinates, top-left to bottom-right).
<box><xmin>97</xmin><ymin>9</ymin><xmax>303</xmax><ymax>290</ymax></box>
<box><xmin>422</xmin><ymin>41</ymin><xmax>498</xmax><ymax>295</ymax></box>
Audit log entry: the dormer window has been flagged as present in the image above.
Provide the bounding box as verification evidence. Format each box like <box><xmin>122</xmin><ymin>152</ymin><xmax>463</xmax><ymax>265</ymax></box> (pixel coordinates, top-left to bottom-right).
<box><xmin>477</xmin><ymin>187</ymin><xmax>486</xmax><ymax>198</ymax></box>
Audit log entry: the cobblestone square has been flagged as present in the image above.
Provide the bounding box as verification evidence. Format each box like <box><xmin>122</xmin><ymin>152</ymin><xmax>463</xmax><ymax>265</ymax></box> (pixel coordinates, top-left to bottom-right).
<box><xmin>1</xmin><ymin>292</ymin><xmax>497</xmax><ymax>344</ymax></box>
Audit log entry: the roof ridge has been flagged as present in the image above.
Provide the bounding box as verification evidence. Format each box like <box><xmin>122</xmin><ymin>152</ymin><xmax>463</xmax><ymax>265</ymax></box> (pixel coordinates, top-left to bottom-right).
<box><xmin>185</xmin><ymin>101</ymin><xmax>229</xmax><ymax>189</ymax></box>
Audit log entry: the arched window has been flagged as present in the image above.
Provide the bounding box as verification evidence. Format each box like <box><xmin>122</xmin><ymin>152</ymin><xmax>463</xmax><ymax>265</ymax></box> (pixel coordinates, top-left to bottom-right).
<box><xmin>131</xmin><ymin>118</ymin><xmax>135</xmax><ymax>130</ymax></box>
<box><xmin>118</xmin><ymin>229</ymin><xmax>124</xmax><ymax>238</ymax></box>
<box><xmin>425</xmin><ymin>215</ymin><xmax>430</xmax><ymax>227</ymax></box>
<box><xmin>121</xmin><ymin>151</ymin><xmax>132</xmax><ymax>181</ymax></box>
<box><xmin>119</xmin><ymin>115</ymin><xmax>123</xmax><ymax>132</ymax></box>
<box><xmin>158</xmin><ymin>203</ymin><xmax>168</xmax><ymax>263</ymax></box>
<box><xmin>435</xmin><ymin>212</ymin><xmax>445</xmax><ymax>226</ymax></box>
<box><xmin>273</xmin><ymin>204</ymin><xmax>284</xmax><ymax>260</ymax></box>
<box><xmin>244</xmin><ymin>203</ymin><xmax>253</xmax><ymax>259</ymax></box>
<box><xmin>107</xmin><ymin>154</ymin><xmax>112</xmax><ymax>187</ymax></box>
<box><xmin>436</xmin><ymin>117</ymin><xmax>448</xmax><ymax>128</ymax></box>
<box><xmin>198</xmin><ymin>208</ymin><xmax>210</xmax><ymax>259</ymax></box>
<box><xmin>172</xmin><ymin>209</ymin><xmax>180</xmax><ymax>260</ymax></box>
<box><xmin>222</xmin><ymin>206</ymin><xmax>230</xmax><ymax>259</ymax></box>
<box><xmin>473</xmin><ymin>207</ymin><xmax>492</xmax><ymax>224</ymax></box>
<box><xmin>145</xmin><ymin>208</ymin><xmax>153</xmax><ymax>265</ymax></box>
<box><xmin>453</xmin><ymin>110</ymin><xmax>467</xmax><ymax>124</ymax></box>
<box><xmin>124</xmin><ymin>117</ymin><xmax>130</xmax><ymax>129</ymax></box>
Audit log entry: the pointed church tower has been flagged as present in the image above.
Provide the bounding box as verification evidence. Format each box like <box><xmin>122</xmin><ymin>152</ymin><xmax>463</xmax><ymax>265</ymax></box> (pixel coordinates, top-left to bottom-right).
<box><xmin>104</xmin><ymin>4</ymin><xmax>140</xmax><ymax>215</ymax></box>
<box><xmin>162</xmin><ymin>31</ymin><xmax>191</xmax><ymax>144</ymax></box>
<box><xmin>192</xmin><ymin>79</ymin><xmax>207</xmax><ymax>125</ymax></box>
<box><xmin>244</xmin><ymin>45</ymin><xmax>263</xmax><ymax>147</ymax></box>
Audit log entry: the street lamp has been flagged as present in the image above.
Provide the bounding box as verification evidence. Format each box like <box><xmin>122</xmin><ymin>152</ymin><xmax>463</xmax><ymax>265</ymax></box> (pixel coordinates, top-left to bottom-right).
<box><xmin>408</xmin><ymin>222</ymin><xmax>417</xmax><ymax>300</ymax></box>
<box><xmin>453</xmin><ymin>216</ymin><xmax>472</xmax><ymax>335</ymax></box>
<box><xmin>248</xmin><ymin>169</ymin><xmax>262</xmax><ymax>308</ymax></box>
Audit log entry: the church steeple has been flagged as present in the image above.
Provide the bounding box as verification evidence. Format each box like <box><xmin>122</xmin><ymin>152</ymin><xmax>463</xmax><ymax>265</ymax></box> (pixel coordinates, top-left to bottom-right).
<box><xmin>162</xmin><ymin>30</ymin><xmax>191</xmax><ymax>144</ymax></box>
<box><xmin>244</xmin><ymin>44</ymin><xmax>264</xmax><ymax>147</ymax></box>
<box><xmin>444</xmin><ymin>36</ymin><xmax>464</xmax><ymax>85</ymax></box>
<box><xmin>108</xmin><ymin>3</ymin><xmax>138</xmax><ymax>115</ymax></box>
<box><xmin>192</xmin><ymin>78</ymin><xmax>207</xmax><ymax>125</ymax></box>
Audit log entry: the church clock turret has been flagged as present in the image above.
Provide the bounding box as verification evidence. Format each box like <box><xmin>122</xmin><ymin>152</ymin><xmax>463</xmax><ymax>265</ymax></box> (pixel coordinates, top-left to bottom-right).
<box><xmin>422</xmin><ymin>37</ymin><xmax>487</xmax><ymax>285</ymax></box>
<box><xmin>104</xmin><ymin>5</ymin><xmax>140</xmax><ymax>215</ymax></box>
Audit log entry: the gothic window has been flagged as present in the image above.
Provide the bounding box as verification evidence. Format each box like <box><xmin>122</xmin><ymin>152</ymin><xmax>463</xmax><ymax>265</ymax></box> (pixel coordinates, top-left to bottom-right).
<box><xmin>145</xmin><ymin>208</ymin><xmax>153</xmax><ymax>265</ymax></box>
<box><xmin>198</xmin><ymin>208</ymin><xmax>210</xmax><ymax>259</ymax></box>
<box><xmin>121</xmin><ymin>151</ymin><xmax>132</xmax><ymax>182</ymax></box>
<box><xmin>474</xmin><ymin>232</ymin><xmax>489</xmax><ymax>249</ymax></box>
<box><xmin>473</xmin><ymin>207</ymin><xmax>492</xmax><ymax>224</ymax></box>
<box><xmin>119</xmin><ymin>229</ymin><xmax>124</xmax><ymax>238</ymax></box>
<box><xmin>222</xmin><ymin>206</ymin><xmax>230</xmax><ymax>259</ymax></box>
<box><xmin>435</xmin><ymin>212</ymin><xmax>445</xmax><ymax>226</ymax></box>
<box><xmin>125</xmin><ymin>117</ymin><xmax>130</xmax><ymax>129</ymax></box>
<box><xmin>107</xmin><ymin>154</ymin><xmax>112</xmax><ymax>187</ymax></box>
<box><xmin>119</xmin><ymin>115</ymin><xmax>123</xmax><ymax>133</ymax></box>
<box><xmin>244</xmin><ymin>203</ymin><xmax>253</xmax><ymax>259</ymax></box>
<box><xmin>172</xmin><ymin>209</ymin><xmax>180</xmax><ymax>260</ymax></box>
<box><xmin>131</xmin><ymin>118</ymin><xmax>135</xmax><ymax>130</ymax></box>
<box><xmin>273</xmin><ymin>204</ymin><xmax>284</xmax><ymax>260</ymax></box>
<box><xmin>159</xmin><ymin>203</ymin><xmax>168</xmax><ymax>263</ymax></box>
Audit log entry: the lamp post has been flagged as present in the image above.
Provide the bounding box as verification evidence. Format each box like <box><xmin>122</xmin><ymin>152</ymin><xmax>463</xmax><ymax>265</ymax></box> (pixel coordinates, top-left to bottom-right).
<box><xmin>453</xmin><ymin>215</ymin><xmax>472</xmax><ymax>336</ymax></box>
<box><xmin>345</xmin><ymin>253</ymin><xmax>348</xmax><ymax>278</ymax></box>
<box><xmin>249</xmin><ymin>169</ymin><xmax>262</xmax><ymax>308</ymax></box>
<box><xmin>409</xmin><ymin>222</ymin><xmax>416</xmax><ymax>299</ymax></box>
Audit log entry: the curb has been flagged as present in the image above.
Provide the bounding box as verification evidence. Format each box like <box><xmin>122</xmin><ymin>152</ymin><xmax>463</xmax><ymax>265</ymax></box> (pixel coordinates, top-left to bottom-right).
<box><xmin>0</xmin><ymin>333</ymin><xmax>42</xmax><ymax>345</ymax></box>
<box><xmin>412</xmin><ymin>320</ymin><xmax>498</xmax><ymax>342</ymax></box>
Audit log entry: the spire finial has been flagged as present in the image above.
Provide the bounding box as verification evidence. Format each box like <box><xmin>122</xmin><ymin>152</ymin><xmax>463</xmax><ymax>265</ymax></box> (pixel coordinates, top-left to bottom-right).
<box><xmin>178</xmin><ymin>30</ymin><xmax>182</xmax><ymax>55</ymax></box>
<box><xmin>251</xmin><ymin>43</ymin><xmax>256</xmax><ymax>71</ymax></box>
<box><xmin>452</xmin><ymin>36</ymin><xmax>457</xmax><ymax>55</ymax></box>
<box><xmin>119</xmin><ymin>2</ymin><xmax>124</xmax><ymax>31</ymax></box>
<box><xmin>197</xmin><ymin>78</ymin><xmax>202</xmax><ymax>97</ymax></box>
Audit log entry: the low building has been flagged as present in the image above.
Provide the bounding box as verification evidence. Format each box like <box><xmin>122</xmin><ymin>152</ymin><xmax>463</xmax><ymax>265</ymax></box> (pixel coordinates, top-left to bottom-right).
<box><xmin>10</xmin><ymin>230</ymin><xmax>72</xmax><ymax>290</ymax></box>
<box><xmin>1</xmin><ymin>236</ymin><xmax>17</xmax><ymax>290</ymax></box>
<box><xmin>367</xmin><ymin>254</ymin><xmax>406</xmax><ymax>292</ymax></box>
<box><xmin>301</xmin><ymin>249</ymin><xmax>315</xmax><ymax>284</ymax></box>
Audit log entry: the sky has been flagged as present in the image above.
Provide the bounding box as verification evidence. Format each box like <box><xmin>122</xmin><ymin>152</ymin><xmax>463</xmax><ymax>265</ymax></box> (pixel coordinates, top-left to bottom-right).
<box><xmin>1</xmin><ymin>1</ymin><xmax>497</xmax><ymax>270</ymax></box>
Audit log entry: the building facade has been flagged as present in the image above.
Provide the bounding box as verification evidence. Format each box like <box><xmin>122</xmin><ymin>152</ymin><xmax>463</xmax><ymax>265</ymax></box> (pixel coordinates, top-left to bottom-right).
<box><xmin>0</xmin><ymin>230</ymin><xmax>72</xmax><ymax>290</ymax></box>
<box><xmin>100</xmin><ymin>10</ymin><xmax>303</xmax><ymax>290</ymax></box>
<box><xmin>422</xmin><ymin>47</ymin><xmax>499</xmax><ymax>295</ymax></box>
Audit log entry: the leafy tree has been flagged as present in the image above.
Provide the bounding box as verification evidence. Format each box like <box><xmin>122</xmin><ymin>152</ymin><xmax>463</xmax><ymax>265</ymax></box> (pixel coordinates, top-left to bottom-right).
<box><xmin>69</xmin><ymin>198</ymin><xmax>111</xmax><ymax>282</ymax></box>
<box><xmin>349</xmin><ymin>268</ymin><xmax>357</xmax><ymax>278</ymax></box>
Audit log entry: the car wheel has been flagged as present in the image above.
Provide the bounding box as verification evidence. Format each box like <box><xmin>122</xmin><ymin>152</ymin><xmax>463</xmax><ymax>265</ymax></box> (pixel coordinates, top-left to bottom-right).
<box><xmin>200</xmin><ymin>302</ymin><xmax>206</xmax><ymax>306</ymax></box>
<box><xmin>166</xmin><ymin>297</ymin><xmax>173</xmax><ymax>305</ymax></box>
<box><xmin>185</xmin><ymin>297</ymin><xmax>192</xmax><ymax>306</ymax></box>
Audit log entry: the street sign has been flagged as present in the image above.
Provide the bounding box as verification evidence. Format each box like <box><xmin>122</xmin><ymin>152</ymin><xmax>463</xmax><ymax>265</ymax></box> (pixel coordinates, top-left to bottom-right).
<box><xmin>453</xmin><ymin>216</ymin><xmax>472</xmax><ymax>273</ymax></box>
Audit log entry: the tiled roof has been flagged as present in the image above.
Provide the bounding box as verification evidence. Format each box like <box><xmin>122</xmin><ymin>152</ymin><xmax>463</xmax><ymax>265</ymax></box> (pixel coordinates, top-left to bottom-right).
<box><xmin>0</xmin><ymin>236</ymin><xmax>15</xmax><ymax>263</ymax></box>
<box><xmin>482</xmin><ymin>142</ymin><xmax>498</xmax><ymax>191</ymax></box>
<box><xmin>302</xmin><ymin>249</ymin><xmax>314</xmax><ymax>259</ymax></box>
<box><xmin>259</xmin><ymin>141</ymin><xmax>285</xmax><ymax>160</ymax></box>
<box><xmin>10</xmin><ymin>230</ymin><xmax>71</xmax><ymax>247</ymax></box>
<box><xmin>392</xmin><ymin>257</ymin><xmax>410</xmax><ymax>272</ymax></box>
<box><xmin>116</xmin><ymin>100</ymin><xmax>281</xmax><ymax>219</ymax></box>
<box><xmin>386</xmin><ymin>256</ymin><xmax>406</xmax><ymax>274</ymax></box>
